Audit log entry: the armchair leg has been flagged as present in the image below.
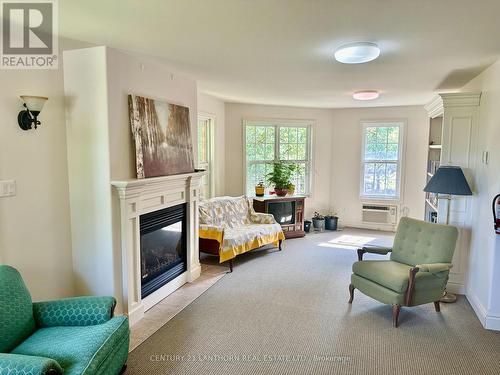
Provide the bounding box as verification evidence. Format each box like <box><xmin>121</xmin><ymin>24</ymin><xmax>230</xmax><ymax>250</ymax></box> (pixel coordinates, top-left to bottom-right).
<box><xmin>278</xmin><ymin>239</ymin><xmax>283</xmax><ymax>251</ymax></box>
<box><xmin>227</xmin><ymin>259</ymin><xmax>233</xmax><ymax>273</ymax></box>
<box><xmin>392</xmin><ymin>305</ymin><xmax>401</xmax><ymax>328</ymax></box>
<box><xmin>434</xmin><ymin>301</ymin><xmax>441</xmax><ymax>312</ymax></box>
<box><xmin>348</xmin><ymin>284</ymin><xmax>355</xmax><ymax>303</ymax></box>
<box><xmin>120</xmin><ymin>364</ymin><xmax>127</xmax><ymax>374</ymax></box>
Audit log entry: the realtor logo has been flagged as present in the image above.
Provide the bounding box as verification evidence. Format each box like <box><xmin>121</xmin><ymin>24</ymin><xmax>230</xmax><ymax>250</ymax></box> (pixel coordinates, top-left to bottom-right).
<box><xmin>1</xmin><ymin>0</ymin><xmax>58</xmax><ymax>69</ymax></box>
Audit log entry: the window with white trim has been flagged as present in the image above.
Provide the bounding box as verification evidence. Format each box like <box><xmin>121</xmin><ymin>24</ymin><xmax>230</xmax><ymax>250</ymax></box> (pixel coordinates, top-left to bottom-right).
<box><xmin>244</xmin><ymin>121</ymin><xmax>312</xmax><ymax>196</ymax></box>
<box><xmin>361</xmin><ymin>122</ymin><xmax>404</xmax><ymax>199</ymax></box>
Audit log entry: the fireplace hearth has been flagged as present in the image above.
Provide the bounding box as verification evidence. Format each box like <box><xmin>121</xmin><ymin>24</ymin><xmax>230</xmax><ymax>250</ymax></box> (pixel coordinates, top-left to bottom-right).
<box><xmin>140</xmin><ymin>204</ymin><xmax>187</xmax><ymax>298</ymax></box>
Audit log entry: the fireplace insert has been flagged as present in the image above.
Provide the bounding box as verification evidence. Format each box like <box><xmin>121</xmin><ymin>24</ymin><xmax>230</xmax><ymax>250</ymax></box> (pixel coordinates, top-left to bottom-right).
<box><xmin>139</xmin><ymin>203</ymin><xmax>187</xmax><ymax>298</ymax></box>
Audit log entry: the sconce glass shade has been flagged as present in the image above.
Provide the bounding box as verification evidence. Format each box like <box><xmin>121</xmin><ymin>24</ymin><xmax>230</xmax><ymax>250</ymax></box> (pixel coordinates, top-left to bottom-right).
<box><xmin>20</xmin><ymin>95</ymin><xmax>48</xmax><ymax>113</ymax></box>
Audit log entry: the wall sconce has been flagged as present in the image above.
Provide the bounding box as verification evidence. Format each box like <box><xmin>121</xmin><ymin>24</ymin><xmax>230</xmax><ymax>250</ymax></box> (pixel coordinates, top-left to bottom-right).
<box><xmin>18</xmin><ymin>95</ymin><xmax>48</xmax><ymax>130</ymax></box>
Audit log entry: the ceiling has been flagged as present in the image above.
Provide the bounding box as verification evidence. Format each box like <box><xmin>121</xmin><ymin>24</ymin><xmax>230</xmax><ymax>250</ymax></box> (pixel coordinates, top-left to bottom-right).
<box><xmin>60</xmin><ymin>0</ymin><xmax>500</xmax><ymax>108</ymax></box>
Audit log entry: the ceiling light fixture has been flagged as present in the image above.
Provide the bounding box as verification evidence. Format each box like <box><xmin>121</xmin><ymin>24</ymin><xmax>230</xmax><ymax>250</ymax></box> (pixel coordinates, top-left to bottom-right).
<box><xmin>335</xmin><ymin>42</ymin><xmax>380</xmax><ymax>64</ymax></box>
<box><xmin>353</xmin><ymin>91</ymin><xmax>379</xmax><ymax>101</ymax></box>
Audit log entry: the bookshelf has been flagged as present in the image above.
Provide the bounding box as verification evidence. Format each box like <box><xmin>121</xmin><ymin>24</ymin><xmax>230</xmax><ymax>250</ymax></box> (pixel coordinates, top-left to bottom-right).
<box><xmin>424</xmin><ymin>116</ymin><xmax>442</xmax><ymax>223</ymax></box>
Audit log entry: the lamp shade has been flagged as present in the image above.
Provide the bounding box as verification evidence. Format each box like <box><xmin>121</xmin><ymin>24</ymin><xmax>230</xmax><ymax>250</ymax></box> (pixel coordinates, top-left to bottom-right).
<box><xmin>20</xmin><ymin>95</ymin><xmax>48</xmax><ymax>112</ymax></box>
<box><xmin>424</xmin><ymin>166</ymin><xmax>472</xmax><ymax>196</ymax></box>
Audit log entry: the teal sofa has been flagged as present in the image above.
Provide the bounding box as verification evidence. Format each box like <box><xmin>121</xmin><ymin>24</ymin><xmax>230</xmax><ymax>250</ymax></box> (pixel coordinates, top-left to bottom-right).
<box><xmin>348</xmin><ymin>217</ymin><xmax>458</xmax><ymax>327</ymax></box>
<box><xmin>0</xmin><ymin>265</ymin><xmax>129</xmax><ymax>374</ymax></box>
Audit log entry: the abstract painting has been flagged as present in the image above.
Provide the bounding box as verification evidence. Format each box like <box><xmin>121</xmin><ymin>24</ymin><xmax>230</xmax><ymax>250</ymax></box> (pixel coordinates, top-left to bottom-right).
<box><xmin>128</xmin><ymin>94</ymin><xmax>195</xmax><ymax>178</ymax></box>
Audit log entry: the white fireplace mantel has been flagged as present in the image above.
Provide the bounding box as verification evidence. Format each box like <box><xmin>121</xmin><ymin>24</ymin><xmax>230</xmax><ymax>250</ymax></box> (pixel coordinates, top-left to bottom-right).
<box><xmin>111</xmin><ymin>171</ymin><xmax>204</xmax><ymax>326</ymax></box>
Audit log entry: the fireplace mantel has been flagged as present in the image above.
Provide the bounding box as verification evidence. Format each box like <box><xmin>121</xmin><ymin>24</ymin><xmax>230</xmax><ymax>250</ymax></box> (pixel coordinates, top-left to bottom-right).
<box><xmin>111</xmin><ymin>171</ymin><xmax>205</xmax><ymax>325</ymax></box>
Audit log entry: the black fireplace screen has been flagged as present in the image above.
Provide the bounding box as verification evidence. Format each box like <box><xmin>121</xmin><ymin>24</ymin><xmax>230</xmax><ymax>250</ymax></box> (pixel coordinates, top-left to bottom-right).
<box><xmin>140</xmin><ymin>203</ymin><xmax>187</xmax><ymax>298</ymax></box>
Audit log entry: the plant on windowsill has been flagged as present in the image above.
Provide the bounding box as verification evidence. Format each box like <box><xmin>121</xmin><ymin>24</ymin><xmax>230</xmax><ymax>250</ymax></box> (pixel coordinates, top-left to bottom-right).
<box><xmin>325</xmin><ymin>212</ymin><xmax>339</xmax><ymax>231</ymax></box>
<box><xmin>266</xmin><ymin>161</ymin><xmax>296</xmax><ymax>197</ymax></box>
<box><xmin>312</xmin><ymin>211</ymin><xmax>325</xmax><ymax>231</ymax></box>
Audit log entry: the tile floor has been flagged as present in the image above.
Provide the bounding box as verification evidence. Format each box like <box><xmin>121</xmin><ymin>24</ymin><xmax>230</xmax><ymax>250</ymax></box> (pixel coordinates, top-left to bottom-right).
<box><xmin>129</xmin><ymin>263</ymin><xmax>227</xmax><ymax>351</ymax></box>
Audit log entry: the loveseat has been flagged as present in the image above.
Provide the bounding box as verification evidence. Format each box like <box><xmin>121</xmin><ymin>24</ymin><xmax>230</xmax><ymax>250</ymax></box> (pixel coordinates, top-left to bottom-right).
<box><xmin>199</xmin><ymin>196</ymin><xmax>285</xmax><ymax>271</ymax></box>
<box><xmin>0</xmin><ymin>265</ymin><xmax>129</xmax><ymax>375</ymax></box>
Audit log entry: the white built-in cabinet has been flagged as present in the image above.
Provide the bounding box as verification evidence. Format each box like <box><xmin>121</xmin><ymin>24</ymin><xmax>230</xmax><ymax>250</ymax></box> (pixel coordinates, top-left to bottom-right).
<box><xmin>424</xmin><ymin>93</ymin><xmax>481</xmax><ymax>294</ymax></box>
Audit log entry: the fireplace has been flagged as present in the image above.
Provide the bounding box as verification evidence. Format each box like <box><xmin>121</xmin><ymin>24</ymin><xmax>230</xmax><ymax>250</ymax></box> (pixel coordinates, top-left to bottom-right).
<box><xmin>140</xmin><ymin>203</ymin><xmax>187</xmax><ymax>298</ymax></box>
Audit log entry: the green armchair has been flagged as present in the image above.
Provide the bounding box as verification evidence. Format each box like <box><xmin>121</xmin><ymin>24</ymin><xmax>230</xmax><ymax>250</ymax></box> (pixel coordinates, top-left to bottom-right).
<box><xmin>0</xmin><ymin>265</ymin><xmax>129</xmax><ymax>374</ymax></box>
<box><xmin>348</xmin><ymin>217</ymin><xmax>458</xmax><ymax>327</ymax></box>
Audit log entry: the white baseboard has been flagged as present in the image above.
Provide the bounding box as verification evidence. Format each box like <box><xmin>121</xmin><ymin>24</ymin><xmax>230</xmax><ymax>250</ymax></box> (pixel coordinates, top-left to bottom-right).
<box><xmin>465</xmin><ymin>289</ymin><xmax>500</xmax><ymax>331</ymax></box>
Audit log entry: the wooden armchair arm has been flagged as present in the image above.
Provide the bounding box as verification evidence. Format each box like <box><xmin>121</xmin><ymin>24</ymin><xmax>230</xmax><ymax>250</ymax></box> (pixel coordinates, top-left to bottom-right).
<box><xmin>405</xmin><ymin>267</ymin><xmax>420</xmax><ymax>306</ymax></box>
<box><xmin>357</xmin><ymin>246</ymin><xmax>393</xmax><ymax>261</ymax></box>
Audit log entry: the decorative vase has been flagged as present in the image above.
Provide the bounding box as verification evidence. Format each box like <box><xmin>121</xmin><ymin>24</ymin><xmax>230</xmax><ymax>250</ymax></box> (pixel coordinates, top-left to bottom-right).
<box><xmin>288</xmin><ymin>184</ymin><xmax>295</xmax><ymax>196</ymax></box>
<box><xmin>274</xmin><ymin>188</ymin><xmax>288</xmax><ymax>197</ymax></box>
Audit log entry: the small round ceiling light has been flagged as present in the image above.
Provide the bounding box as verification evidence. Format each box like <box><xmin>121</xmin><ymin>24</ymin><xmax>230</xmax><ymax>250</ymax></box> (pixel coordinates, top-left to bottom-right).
<box><xmin>353</xmin><ymin>91</ymin><xmax>379</xmax><ymax>101</ymax></box>
<box><xmin>335</xmin><ymin>42</ymin><xmax>380</xmax><ymax>64</ymax></box>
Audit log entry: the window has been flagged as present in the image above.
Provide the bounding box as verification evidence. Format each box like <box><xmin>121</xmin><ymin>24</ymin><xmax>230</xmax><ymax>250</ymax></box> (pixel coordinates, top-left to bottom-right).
<box><xmin>244</xmin><ymin>120</ymin><xmax>312</xmax><ymax>196</ymax></box>
<box><xmin>361</xmin><ymin>121</ymin><xmax>404</xmax><ymax>199</ymax></box>
<box><xmin>197</xmin><ymin>115</ymin><xmax>214</xmax><ymax>198</ymax></box>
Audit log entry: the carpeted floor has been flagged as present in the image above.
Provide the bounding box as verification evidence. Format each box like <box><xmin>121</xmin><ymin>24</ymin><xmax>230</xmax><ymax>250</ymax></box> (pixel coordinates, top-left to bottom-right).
<box><xmin>127</xmin><ymin>229</ymin><xmax>500</xmax><ymax>375</ymax></box>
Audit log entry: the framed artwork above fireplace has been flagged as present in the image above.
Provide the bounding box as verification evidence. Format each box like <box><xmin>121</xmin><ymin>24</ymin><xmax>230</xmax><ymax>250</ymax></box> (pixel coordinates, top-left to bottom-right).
<box><xmin>128</xmin><ymin>94</ymin><xmax>195</xmax><ymax>178</ymax></box>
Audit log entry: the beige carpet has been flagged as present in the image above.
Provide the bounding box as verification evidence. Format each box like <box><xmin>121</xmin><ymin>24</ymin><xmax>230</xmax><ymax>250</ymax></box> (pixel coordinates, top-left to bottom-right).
<box><xmin>126</xmin><ymin>229</ymin><xmax>500</xmax><ymax>375</ymax></box>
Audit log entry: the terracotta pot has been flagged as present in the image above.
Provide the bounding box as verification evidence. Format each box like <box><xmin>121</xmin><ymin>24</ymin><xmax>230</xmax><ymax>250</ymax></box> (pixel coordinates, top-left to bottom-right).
<box><xmin>274</xmin><ymin>188</ymin><xmax>288</xmax><ymax>197</ymax></box>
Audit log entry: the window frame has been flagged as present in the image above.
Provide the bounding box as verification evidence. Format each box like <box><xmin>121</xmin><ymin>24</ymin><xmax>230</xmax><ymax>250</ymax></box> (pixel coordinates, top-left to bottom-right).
<box><xmin>243</xmin><ymin>118</ymin><xmax>314</xmax><ymax>197</ymax></box>
<box><xmin>359</xmin><ymin>120</ymin><xmax>406</xmax><ymax>201</ymax></box>
<box><xmin>197</xmin><ymin>112</ymin><xmax>215</xmax><ymax>199</ymax></box>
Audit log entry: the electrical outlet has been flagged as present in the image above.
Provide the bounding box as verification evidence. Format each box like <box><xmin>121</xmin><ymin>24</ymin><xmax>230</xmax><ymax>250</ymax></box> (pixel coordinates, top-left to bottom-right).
<box><xmin>0</xmin><ymin>180</ymin><xmax>16</xmax><ymax>197</ymax></box>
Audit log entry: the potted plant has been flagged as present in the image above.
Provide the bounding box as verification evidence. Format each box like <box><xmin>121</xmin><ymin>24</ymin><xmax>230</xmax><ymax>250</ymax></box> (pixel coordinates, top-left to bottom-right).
<box><xmin>266</xmin><ymin>162</ymin><xmax>296</xmax><ymax>197</ymax></box>
<box><xmin>325</xmin><ymin>212</ymin><xmax>339</xmax><ymax>231</ymax></box>
<box><xmin>255</xmin><ymin>181</ymin><xmax>265</xmax><ymax>197</ymax></box>
<box><xmin>312</xmin><ymin>211</ymin><xmax>325</xmax><ymax>231</ymax></box>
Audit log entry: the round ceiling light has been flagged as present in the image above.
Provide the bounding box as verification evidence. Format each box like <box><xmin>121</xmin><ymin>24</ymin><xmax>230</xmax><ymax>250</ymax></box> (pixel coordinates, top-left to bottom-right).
<box><xmin>334</xmin><ymin>42</ymin><xmax>380</xmax><ymax>64</ymax></box>
<box><xmin>353</xmin><ymin>91</ymin><xmax>380</xmax><ymax>101</ymax></box>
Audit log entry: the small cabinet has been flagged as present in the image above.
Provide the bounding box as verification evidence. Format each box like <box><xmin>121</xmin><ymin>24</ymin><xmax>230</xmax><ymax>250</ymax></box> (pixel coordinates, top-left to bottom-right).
<box><xmin>253</xmin><ymin>196</ymin><xmax>306</xmax><ymax>239</ymax></box>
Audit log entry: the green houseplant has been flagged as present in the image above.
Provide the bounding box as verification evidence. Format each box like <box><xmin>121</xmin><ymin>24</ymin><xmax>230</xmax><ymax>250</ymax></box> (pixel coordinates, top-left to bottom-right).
<box><xmin>266</xmin><ymin>162</ymin><xmax>296</xmax><ymax>197</ymax></box>
<box><xmin>312</xmin><ymin>211</ymin><xmax>325</xmax><ymax>231</ymax></box>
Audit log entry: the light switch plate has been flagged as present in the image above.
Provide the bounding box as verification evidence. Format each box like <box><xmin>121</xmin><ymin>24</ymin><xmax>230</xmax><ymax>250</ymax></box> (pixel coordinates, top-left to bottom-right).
<box><xmin>0</xmin><ymin>180</ymin><xmax>16</xmax><ymax>197</ymax></box>
<box><xmin>482</xmin><ymin>150</ymin><xmax>489</xmax><ymax>164</ymax></box>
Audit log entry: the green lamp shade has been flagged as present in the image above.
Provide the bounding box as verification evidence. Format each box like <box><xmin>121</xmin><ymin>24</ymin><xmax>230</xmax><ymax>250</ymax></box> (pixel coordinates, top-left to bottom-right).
<box><xmin>424</xmin><ymin>166</ymin><xmax>472</xmax><ymax>196</ymax></box>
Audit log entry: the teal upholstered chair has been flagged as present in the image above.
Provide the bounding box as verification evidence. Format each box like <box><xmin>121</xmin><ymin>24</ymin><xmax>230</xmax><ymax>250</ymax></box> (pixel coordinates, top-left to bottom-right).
<box><xmin>348</xmin><ymin>217</ymin><xmax>458</xmax><ymax>327</ymax></box>
<box><xmin>0</xmin><ymin>265</ymin><xmax>129</xmax><ymax>374</ymax></box>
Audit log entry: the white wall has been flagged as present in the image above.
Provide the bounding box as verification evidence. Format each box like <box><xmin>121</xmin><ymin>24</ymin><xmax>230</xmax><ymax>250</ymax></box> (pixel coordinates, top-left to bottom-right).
<box><xmin>0</xmin><ymin>69</ymin><xmax>74</xmax><ymax>300</ymax></box>
<box><xmin>197</xmin><ymin>93</ymin><xmax>226</xmax><ymax>196</ymax></box>
<box><xmin>64</xmin><ymin>47</ymin><xmax>198</xmax><ymax>310</ymax></box>
<box><xmin>331</xmin><ymin>106</ymin><xmax>429</xmax><ymax>227</ymax></box>
<box><xmin>224</xmin><ymin>103</ymin><xmax>428</xmax><ymax>222</ymax></box>
<box><xmin>460</xmin><ymin>60</ymin><xmax>500</xmax><ymax>329</ymax></box>
<box><xmin>63</xmin><ymin>46</ymin><xmax>115</xmax><ymax>297</ymax></box>
<box><xmin>224</xmin><ymin>103</ymin><xmax>335</xmax><ymax>216</ymax></box>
